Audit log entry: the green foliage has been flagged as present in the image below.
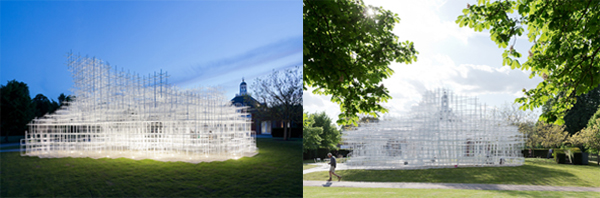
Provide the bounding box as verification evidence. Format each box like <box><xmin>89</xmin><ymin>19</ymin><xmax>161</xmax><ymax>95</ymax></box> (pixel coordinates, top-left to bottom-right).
<box><xmin>517</xmin><ymin>121</ymin><xmax>536</xmax><ymax>147</ymax></box>
<box><xmin>587</xmin><ymin>106</ymin><xmax>600</xmax><ymax>128</ymax></box>
<box><xmin>0</xmin><ymin>80</ymin><xmax>35</xmax><ymax>137</ymax></box>
<box><xmin>309</xmin><ymin>112</ymin><xmax>341</xmax><ymax>150</ymax></box>
<box><xmin>304</xmin><ymin>0</ymin><xmax>418</xmax><ymax>126</ymax></box>
<box><xmin>303</xmin><ymin>113</ymin><xmax>323</xmax><ymax>152</ymax></box>
<box><xmin>570</xmin><ymin>118</ymin><xmax>600</xmax><ymax>156</ymax></box>
<box><xmin>533</xmin><ymin>122</ymin><xmax>568</xmax><ymax>148</ymax></box>
<box><xmin>564</xmin><ymin>86</ymin><xmax>600</xmax><ymax>135</ymax></box>
<box><xmin>457</xmin><ymin>0</ymin><xmax>600</xmax><ymax>124</ymax></box>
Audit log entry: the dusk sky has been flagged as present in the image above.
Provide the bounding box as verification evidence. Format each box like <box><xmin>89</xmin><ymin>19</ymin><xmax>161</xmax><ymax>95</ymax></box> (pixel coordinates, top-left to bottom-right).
<box><xmin>1</xmin><ymin>1</ymin><xmax>302</xmax><ymax>101</ymax></box>
<box><xmin>304</xmin><ymin>0</ymin><xmax>543</xmax><ymax>124</ymax></box>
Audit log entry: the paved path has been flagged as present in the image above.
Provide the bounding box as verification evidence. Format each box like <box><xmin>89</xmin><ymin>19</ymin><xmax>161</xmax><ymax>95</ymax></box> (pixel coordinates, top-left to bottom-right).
<box><xmin>303</xmin><ymin>180</ymin><xmax>600</xmax><ymax>192</ymax></box>
<box><xmin>304</xmin><ymin>163</ymin><xmax>408</xmax><ymax>174</ymax></box>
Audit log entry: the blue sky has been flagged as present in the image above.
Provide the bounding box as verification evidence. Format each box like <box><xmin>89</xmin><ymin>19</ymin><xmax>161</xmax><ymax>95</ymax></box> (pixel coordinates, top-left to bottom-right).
<box><xmin>304</xmin><ymin>0</ymin><xmax>543</xmax><ymax>123</ymax></box>
<box><xmin>1</xmin><ymin>1</ymin><xmax>302</xmax><ymax>101</ymax></box>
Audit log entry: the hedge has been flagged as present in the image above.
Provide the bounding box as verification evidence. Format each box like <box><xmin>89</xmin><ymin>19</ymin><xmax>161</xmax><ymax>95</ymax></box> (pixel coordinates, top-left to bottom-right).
<box><xmin>554</xmin><ymin>150</ymin><xmax>567</xmax><ymax>164</ymax></box>
<box><xmin>270</xmin><ymin>127</ymin><xmax>302</xmax><ymax>138</ymax></box>
<box><xmin>303</xmin><ymin>148</ymin><xmax>351</xmax><ymax>160</ymax></box>
<box><xmin>521</xmin><ymin>149</ymin><xmax>553</xmax><ymax>158</ymax></box>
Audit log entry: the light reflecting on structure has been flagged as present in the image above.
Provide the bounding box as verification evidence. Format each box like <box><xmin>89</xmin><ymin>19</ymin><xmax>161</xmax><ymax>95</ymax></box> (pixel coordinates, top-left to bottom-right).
<box><xmin>20</xmin><ymin>53</ymin><xmax>258</xmax><ymax>163</ymax></box>
<box><xmin>342</xmin><ymin>89</ymin><xmax>525</xmax><ymax>169</ymax></box>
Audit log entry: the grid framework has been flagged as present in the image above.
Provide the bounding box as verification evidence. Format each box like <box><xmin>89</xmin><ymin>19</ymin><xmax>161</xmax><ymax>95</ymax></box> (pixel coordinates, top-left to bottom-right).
<box><xmin>342</xmin><ymin>88</ymin><xmax>525</xmax><ymax>169</ymax></box>
<box><xmin>20</xmin><ymin>53</ymin><xmax>258</xmax><ymax>163</ymax></box>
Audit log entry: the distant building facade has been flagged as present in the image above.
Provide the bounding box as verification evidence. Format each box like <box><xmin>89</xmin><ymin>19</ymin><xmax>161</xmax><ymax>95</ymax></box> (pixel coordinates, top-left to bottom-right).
<box><xmin>230</xmin><ymin>79</ymin><xmax>272</xmax><ymax>135</ymax></box>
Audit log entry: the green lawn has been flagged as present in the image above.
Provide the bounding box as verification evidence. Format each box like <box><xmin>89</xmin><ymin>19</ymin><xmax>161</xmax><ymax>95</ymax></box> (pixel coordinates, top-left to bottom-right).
<box><xmin>1</xmin><ymin>138</ymin><xmax>302</xmax><ymax>197</ymax></box>
<box><xmin>304</xmin><ymin>164</ymin><xmax>320</xmax><ymax>170</ymax></box>
<box><xmin>304</xmin><ymin>186</ymin><xmax>600</xmax><ymax>198</ymax></box>
<box><xmin>304</xmin><ymin>158</ymin><xmax>600</xmax><ymax>187</ymax></box>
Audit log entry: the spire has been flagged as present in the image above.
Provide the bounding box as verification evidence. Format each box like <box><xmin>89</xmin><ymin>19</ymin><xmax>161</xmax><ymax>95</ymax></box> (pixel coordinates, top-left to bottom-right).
<box><xmin>240</xmin><ymin>78</ymin><xmax>247</xmax><ymax>95</ymax></box>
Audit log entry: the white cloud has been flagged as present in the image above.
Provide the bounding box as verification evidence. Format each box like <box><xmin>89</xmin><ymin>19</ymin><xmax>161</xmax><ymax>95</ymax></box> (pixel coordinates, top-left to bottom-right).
<box><xmin>303</xmin><ymin>88</ymin><xmax>342</xmax><ymax>124</ymax></box>
<box><xmin>304</xmin><ymin>0</ymin><xmax>544</xmax><ymax>124</ymax></box>
<box><xmin>364</xmin><ymin>0</ymin><xmax>480</xmax><ymax>48</ymax></box>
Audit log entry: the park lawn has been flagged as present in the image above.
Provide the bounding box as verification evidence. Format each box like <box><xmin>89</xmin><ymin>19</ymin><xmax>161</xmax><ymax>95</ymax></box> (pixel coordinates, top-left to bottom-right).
<box><xmin>303</xmin><ymin>158</ymin><xmax>600</xmax><ymax>187</ymax></box>
<box><xmin>304</xmin><ymin>164</ymin><xmax>320</xmax><ymax>170</ymax></box>
<box><xmin>1</xmin><ymin>138</ymin><xmax>302</xmax><ymax>197</ymax></box>
<box><xmin>303</xmin><ymin>186</ymin><xmax>600</xmax><ymax>198</ymax></box>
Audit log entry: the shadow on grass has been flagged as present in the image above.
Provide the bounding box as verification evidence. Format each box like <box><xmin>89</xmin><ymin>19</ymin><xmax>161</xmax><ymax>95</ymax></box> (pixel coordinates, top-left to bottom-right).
<box><xmin>304</xmin><ymin>158</ymin><xmax>599</xmax><ymax>187</ymax></box>
<box><xmin>1</xmin><ymin>138</ymin><xmax>302</xmax><ymax>197</ymax></box>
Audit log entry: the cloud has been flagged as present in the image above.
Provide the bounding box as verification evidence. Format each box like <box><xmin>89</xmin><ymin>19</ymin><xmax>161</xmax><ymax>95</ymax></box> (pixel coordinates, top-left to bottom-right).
<box><xmin>380</xmin><ymin>52</ymin><xmax>542</xmax><ymax>114</ymax></box>
<box><xmin>304</xmin><ymin>1</ymin><xmax>543</xmax><ymax>123</ymax></box>
<box><xmin>303</xmin><ymin>88</ymin><xmax>342</xmax><ymax>124</ymax></box>
<box><xmin>170</xmin><ymin>35</ymin><xmax>302</xmax><ymax>87</ymax></box>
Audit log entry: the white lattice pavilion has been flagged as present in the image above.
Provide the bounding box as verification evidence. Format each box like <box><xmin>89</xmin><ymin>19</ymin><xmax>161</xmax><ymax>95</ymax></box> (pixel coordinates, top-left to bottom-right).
<box><xmin>342</xmin><ymin>89</ymin><xmax>525</xmax><ymax>169</ymax></box>
<box><xmin>20</xmin><ymin>53</ymin><xmax>258</xmax><ymax>163</ymax></box>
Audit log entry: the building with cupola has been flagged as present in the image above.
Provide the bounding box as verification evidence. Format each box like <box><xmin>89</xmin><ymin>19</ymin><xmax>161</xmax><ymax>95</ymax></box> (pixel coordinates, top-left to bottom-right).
<box><xmin>230</xmin><ymin>79</ymin><xmax>272</xmax><ymax>135</ymax></box>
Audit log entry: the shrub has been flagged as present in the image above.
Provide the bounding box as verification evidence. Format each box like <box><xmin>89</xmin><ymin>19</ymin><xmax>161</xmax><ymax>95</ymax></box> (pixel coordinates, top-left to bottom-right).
<box><xmin>554</xmin><ymin>150</ymin><xmax>567</xmax><ymax>164</ymax></box>
<box><xmin>271</xmin><ymin>127</ymin><xmax>302</xmax><ymax>138</ymax></box>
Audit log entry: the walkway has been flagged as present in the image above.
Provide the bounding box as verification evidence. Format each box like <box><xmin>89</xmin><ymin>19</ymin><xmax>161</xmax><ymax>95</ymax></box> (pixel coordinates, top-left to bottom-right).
<box><xmin>303</xmin><ymin>164</ymin><xmax>600</xmax><ymax>192</ymax></box>
<box><xmin>303</xmin><ymin>180</ymin><xmax>600</xmax><ymax>192</ymax></box>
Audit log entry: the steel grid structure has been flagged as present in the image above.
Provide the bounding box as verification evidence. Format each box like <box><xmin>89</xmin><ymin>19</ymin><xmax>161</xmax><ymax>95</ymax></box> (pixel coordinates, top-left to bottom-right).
<box><xmin>342</xmin><ymin>88</ymin><xmax>525</xmax><ymax>169</ymax></box>
<box><xmin>20</xmin><ymin>53</ymin><xmax>258</xmax><ymax>163</ymax></box>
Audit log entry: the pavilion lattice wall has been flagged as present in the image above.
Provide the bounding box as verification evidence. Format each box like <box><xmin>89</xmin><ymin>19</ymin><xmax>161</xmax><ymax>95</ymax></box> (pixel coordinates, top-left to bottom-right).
<box><xmin>342</xmin><ymin>88</ymin><xmax>525</xmax><ymax>169</ymax></box>
<box><xmin>20</xmin><ymin>53</ymin><xmax>257</xmax><ymax>163</ymax></box>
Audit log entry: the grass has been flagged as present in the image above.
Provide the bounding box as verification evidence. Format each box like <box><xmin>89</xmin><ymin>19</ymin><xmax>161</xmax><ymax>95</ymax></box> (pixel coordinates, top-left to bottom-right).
<box><xmin>303</xmin><ymin>158</ymin><xmax>600</xmax><ymax>187</ymax></box>
<box><xmin>1</xmin><ymin>138</ymin><xmax>302</xmax><ymax>197</ymax></box>
<box><xmin>304</xmin><ymin>164</ymin><xmax>320</xmax><ymax>170</ymax></box>
<box><xmin>303</xmin><ymin>186</ymin><xmax>600</xmax><ymax>198</ymax></box>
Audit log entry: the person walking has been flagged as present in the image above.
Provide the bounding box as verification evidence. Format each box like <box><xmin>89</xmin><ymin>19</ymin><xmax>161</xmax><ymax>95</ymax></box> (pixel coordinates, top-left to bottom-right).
<box><xmin>327</xmin><ymin>153</ymin><xmax>341</xmax><ymax>182</ymax></box>
<box><xmin>548</xmin><ymin>148</ymin><xmax>553</xmax><ymax>159</ymax></box>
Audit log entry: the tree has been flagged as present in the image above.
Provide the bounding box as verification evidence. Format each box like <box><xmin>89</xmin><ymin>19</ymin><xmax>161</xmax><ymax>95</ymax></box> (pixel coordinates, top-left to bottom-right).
<box><xmin>304</xmin><ymin>0</ymin><xmax>418</xmax><ymax>126</ymax></box>
<box><xmin>252</xmin><ymin>66</ymin><xmax>302</xmax><ymax>140</ymax></box>
<box><xmin>563</xmin><ymin>86</ymin><xmax>600</xmax><ymax>135</ymax></box>
<box><xmin>533</xmin><ymin>122</ymin><xmax>568</xmax><ymax>148</ymax></box>
<box><xmin>32</xmin><ymin>94</ymin><xmax>51</xmax><ymax>118</ymax></box>
<box><xmin>499</xmin><ymin>102</ymin><xmax>538</xmax><ymax>125</ymax></box>
<box><xmin>518</xmin><ymin>121</ymin><xmax>538</xmax><ymax>148</ymax></box>
<box><xmin>309</xmin><ymin>112</ymin><xmax>341</xmax><ymax>150</ymax></box>
<box><xmin>456</xmin><ymin>0</ymin><xmax>600</xmax><ymax>124</ymax></box>
<box><xmin>569</xmin><ymin>117</ymin><xmax>600</xmax><ymax>165</ymax></box>
<box><xmin>303</xmin><ymin>113</ymin><xmax>323</xmax><ymax>153</ymax></box>
<box><xmin>0</xmin><ymin>80</ymin><xmax>35</xmax><ymax>140</ymax></box>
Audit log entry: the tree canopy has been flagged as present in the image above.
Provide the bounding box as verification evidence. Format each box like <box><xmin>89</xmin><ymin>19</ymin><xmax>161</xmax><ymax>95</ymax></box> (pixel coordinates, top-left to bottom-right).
<box><xmin>303</xmin><ymin>113</ymin><xmax>323</xmax><ymax>152</ymax></box>
<box><xmin>569</xmin><ymin>108</ymin><xmax>600</xmax><ymax>164</ymax></box>
<box><xmin>533</xmin><ymin>122</ymin><xmax>568</xmax><ymax>148</ymax></box>
<box><xmin>252</xmin><ymin>66</ymin><xmax>303</xmax><ymax>140</ymax></box>
<box><xmin>563</xmin><ymin>86</ymin><xmax>600</xmax><ymax>135</ymax></box>
<box><xmin>303</xmin><ymin>0</ymin><xmax>418</xmax><ymax>126</ymax></box>
<box><xmin>1</xmin><ymin>80</ymin><xmax>35</xmax><ymax>137</ymax></box>
<box><xmin>456</xmin><ymin>0</ymin><xmax>600</xmax><ymax>124</ymax></box>
<box><xmin>309</xmin><ymin>112</ymin><xmax>341</xmax><ymax>150</ymax></box>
